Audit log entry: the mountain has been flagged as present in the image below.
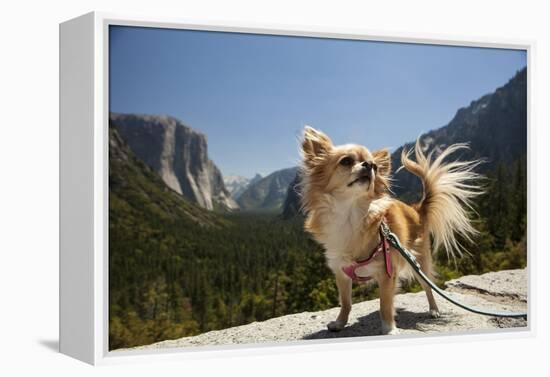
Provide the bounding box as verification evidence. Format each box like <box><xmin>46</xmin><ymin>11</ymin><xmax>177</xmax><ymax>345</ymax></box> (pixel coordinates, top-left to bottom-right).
<box><xmin>109</xmin><ymin>127</ymin><xmax>226</xmax><ymax>228</ymax></box>
<box><xmin>237</xmin><ymin>167</ymin><xmax>298</xmax><ymax>212</ymax></box>
<box><xmin>224</xmin><ymin>173</ymin><xmax>262</xmax><ymax>200</ymax></box>
<box><xmin>282</xmin><ymin>171</ymin><xmax>303</xmax><ymax>219</ymax></box>
<box><xmin>282</xmin><ymin>67</ymin><xmax>527</xmax><ymax>214</ymax></box>
<box><xmin>390</xmin><ymin>68</ymin><xmax>527</xmax><ymax>201</ymax></box>
<box><xmin>110</xmin><ymin>113</ymin><xmax>238</xmax><ymax>211</ymax></box>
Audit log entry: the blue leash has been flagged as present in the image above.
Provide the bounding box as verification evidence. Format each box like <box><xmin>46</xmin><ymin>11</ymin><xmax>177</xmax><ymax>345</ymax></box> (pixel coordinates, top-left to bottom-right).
<box><xmin>380</xmin><ymin>222</ymin><xmax>528</xmax><ymax>319</ymax></box>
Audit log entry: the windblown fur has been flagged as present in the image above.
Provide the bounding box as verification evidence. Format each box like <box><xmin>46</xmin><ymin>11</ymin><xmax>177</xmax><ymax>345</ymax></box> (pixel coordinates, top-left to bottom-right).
<box><xmin>400</xmin><ymin>141</ymin><xmax>484</xmax><ymax>258</ymax></box>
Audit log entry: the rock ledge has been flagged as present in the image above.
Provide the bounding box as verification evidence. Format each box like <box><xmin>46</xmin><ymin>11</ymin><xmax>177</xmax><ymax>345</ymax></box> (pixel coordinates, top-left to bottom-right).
<box><xmin>124</xmin><ymin>269</ymin><xmax>528</xmax><ymax>351</ymax></box>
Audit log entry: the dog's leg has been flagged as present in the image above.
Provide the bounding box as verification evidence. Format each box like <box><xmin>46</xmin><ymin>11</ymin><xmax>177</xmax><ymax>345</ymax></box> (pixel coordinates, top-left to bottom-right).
<box><xmin>378</xmin><ymin>274</ymin><xmax>399</xmax><ymax>335</ymax></box>
<box><xmin>327</xmin><ymin>270</ymin><xmax>352</xmax><ymax>332</ymax></box>
<box><xmin>416</xmin><ymin>251</ymin><xmax>441</xmax><ymax>318</ymax></box>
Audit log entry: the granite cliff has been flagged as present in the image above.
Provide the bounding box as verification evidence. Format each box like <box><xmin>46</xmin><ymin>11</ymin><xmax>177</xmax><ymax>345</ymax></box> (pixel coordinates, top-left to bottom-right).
<box><xmin>110</xmin><ymin>113</ymin><xmax>237</xmax><ymax>211</ymax></box>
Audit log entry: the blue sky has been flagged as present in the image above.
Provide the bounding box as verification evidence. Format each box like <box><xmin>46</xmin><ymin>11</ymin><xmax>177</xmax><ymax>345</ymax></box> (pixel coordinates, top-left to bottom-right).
<box><xmin>109</xmin><ymin>26</ymin><xmax>526</xmax><ymax>178</ymax></box>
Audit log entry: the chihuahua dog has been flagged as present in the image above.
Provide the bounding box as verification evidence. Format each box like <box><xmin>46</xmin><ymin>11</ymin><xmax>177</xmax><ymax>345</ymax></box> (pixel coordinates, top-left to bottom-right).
<box><xmin>299</xmin><ymin>126</ymin><xmax>482</xmax><ymax>334</ymax></box>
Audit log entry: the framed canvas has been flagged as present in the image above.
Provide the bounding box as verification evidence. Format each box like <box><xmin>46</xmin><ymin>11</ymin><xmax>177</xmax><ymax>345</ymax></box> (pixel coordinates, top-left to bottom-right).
<box><xmin>59</xmin><ymin>11</ymin><xmax>533</xmax><ymax>365</ymax></box>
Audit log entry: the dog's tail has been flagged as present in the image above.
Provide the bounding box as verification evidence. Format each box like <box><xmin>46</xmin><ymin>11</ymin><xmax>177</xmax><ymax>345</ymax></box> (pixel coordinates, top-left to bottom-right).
<box><xmin>400</xmin><ymin>139</ymin><xmax>484</xmax><ymax>258</ymax></box>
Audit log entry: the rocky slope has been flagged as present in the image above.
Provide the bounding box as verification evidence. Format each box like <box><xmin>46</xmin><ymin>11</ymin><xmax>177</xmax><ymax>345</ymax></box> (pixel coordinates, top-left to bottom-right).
<box><xmin>282</xmin><ymin>171</ymin><xmax>303</xmax><ymax>218</ymax></box>
<box><xmin>390</xmin><ymin>67</ymin><xmax>527</xmax><ymax>200</ymax></box>
<box><xmin>109</xmin><ymin>127</ymin><xmax>226</xmax><ymax>228</ymax></box>
<box><xmin>238</xmin><ymin>167</ymin><xmax>298</xmax><ymax>211</ymax></box>
<box><xmin>110</xmin><ymin>113</ymin><xmax>238</xmax><ymax>211</ymax></box>
<box><xmin>124</xmin><ymin>269</ymin><xmax>527</xmax><ymax>350</ymax></box>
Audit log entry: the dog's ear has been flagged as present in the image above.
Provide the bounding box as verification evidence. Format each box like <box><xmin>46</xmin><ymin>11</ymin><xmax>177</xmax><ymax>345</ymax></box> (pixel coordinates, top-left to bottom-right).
<box><xmin>301</xmin><ymin>126</ymin><xmax>333</xmax><ymax>167</ymax></box>
<box><xmin>373</xmin><ymin>149</ymin><xmax>391</xmax><ymax>176</ymax></box>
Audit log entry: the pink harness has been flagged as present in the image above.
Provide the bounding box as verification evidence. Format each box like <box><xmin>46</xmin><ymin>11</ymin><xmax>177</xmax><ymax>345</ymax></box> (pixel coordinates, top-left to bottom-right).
<box><xmin>341</xmin><ymin>225</ymin><xmax>393</xmax><ymax>282</ymax></box>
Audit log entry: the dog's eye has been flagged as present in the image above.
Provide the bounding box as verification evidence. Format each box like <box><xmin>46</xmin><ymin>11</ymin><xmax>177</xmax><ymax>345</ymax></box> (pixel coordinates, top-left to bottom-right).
<box><xmin>339</xmin><ymin>156</ymin><xmax>354</xmax><ymax>166</ymax></box>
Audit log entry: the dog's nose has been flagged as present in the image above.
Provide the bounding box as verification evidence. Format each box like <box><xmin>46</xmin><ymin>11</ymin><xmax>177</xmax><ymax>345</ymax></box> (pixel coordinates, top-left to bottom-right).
<box><xmin>361</xmin><ymin>161</ymin><xmax>373</xmax><ymax>171</ymax></box>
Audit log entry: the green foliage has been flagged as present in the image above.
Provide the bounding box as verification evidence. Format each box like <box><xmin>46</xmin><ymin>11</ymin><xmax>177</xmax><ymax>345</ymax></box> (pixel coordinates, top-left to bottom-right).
<box><xmin>109</xmin><ymin>207</ymin><xmax>334</xmax><ymax>348</ymax></box>
<box><xmin>308</xmin><ymin>278</ymin><xmax>339</xmax><ymax>311</ymax></box>
<box><xmin>434</xmin><ymin>156</ymin><xmax>527</xmax><ymax>279</ymax></box>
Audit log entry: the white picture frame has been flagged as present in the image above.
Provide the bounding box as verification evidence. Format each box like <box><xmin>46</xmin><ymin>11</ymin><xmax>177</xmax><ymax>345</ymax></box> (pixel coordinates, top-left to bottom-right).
<box><xmin>59</xmin><ymin>11</ymin><xmax>535</xmax><ymax>365</ymax></box>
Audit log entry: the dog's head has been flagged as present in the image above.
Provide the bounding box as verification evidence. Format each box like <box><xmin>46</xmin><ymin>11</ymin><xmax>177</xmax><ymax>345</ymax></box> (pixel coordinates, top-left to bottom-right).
<box><xmin>300</xmin><ymin>126</ymin><xmax>391</xmax><ymax>208</ymax></box>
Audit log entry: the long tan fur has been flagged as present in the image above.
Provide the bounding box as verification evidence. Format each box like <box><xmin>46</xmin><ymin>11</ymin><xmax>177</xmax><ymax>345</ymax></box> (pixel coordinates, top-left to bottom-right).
<box><xmin>400</xmin><ymin>140</ymin><xmax>484</xmax><ymax>258</ymax></box>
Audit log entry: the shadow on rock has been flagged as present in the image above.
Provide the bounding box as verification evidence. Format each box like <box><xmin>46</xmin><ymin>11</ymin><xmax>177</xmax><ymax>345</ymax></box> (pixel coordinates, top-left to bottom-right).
<box><xmin>394</xmin><ymin>307</ymin><xmax>453</xmax><ymax>330</ymax></box>
<box><xmin>303</xmin><ymin>307</ymin><xmax>454</xmax><ymax>340</ymax></box>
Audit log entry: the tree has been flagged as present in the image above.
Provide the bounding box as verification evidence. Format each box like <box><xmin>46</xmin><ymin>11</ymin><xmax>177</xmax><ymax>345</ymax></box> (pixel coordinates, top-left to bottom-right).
<box><xmin>510</xmin><ymin>156</ymin><xmax>527</xmax><ymax>242</ymax></box>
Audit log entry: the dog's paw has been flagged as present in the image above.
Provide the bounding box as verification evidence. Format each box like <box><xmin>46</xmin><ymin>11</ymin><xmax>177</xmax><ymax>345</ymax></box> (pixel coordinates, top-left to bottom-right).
<box><xmin>429</xmin><ymin>309</ymin><xmax>441</xmax><ymax>319</ymax></box>
<box><xmin>327</xmin><ymin>320</ymin><xmax>346</xmax><ymax>332</ymax></box>
<box><xmin>381</xmin><ymin>321</ymin><xmax>399</xmax><ymax>335</ymax></box>
<box><xmin>386</xmin><ymin>328</ymin><xmax>400</xmax><ymax>335</ymax></box>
